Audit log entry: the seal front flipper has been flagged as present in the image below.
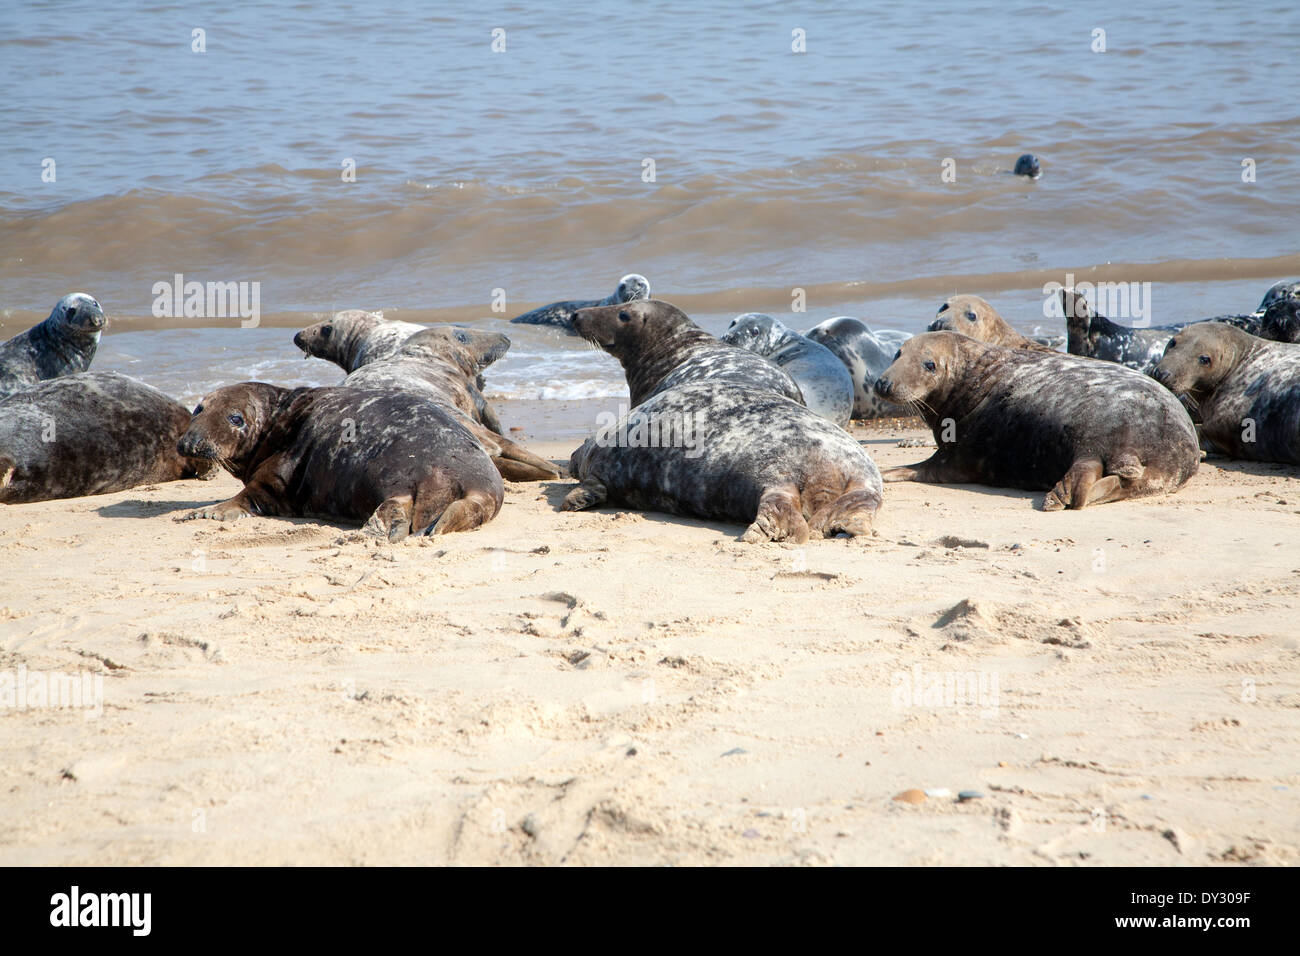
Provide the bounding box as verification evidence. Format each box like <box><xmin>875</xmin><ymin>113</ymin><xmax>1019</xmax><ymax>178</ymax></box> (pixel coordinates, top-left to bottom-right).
<box><xmin>882</xmin><ymin>452</ymin><xmax>970</xmax><ymax>484</ymax></box>
<box><xmin>562</xmin><ymin>479</ymin><xmax>607</xmax><ymax>511</ymax></box>
<box><xmin>181</xmin><ymin>493</ymin><xmax>255</xmax><ymax>522</ymax></box>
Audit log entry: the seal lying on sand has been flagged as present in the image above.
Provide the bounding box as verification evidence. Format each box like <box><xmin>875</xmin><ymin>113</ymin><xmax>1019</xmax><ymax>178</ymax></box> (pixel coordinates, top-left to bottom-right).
<box><xmin>293</xmin><ymin>310</ymin><xmax>426</xmax><ymax>373</ymax></box>
<box><xmin>177</xmin><ymin>384</ymin><xmax>503</xmax><ymax>538</ymax></box>
<box><xmin>0</xmin><ymin>372</ymin><xmax>213</xmax><ymax>504</ymax></box>
<box><xmin>1061</xmin><ymin>281</ymin><xmax>1300</xmax><ymax>372</ymax></box>
<box><xmin>569</xmin><ymin>299</ymin><xmax>803</xmax><ymax>407</ymax></box>
<box><xmin>508</xmin><ymin>274</ymin><xmax>650</xmax><ymax>331</ymax></box>
<box><xmin>804</xmin><ymin>316</ymin><xmax>912</xmax><ymax>419</ymax></box>
<box><xmin>721</xmin><ymin>313</ymin><xmax>853</xmax><ymax>426</ymax></box>
<box><xmin>874</xmin><ymin>332</ymin><xmax>1199</xmax><ymax>510</ymax></box>
<box><xmin>562</xmin><ymin>301</ymin><xmax>880</xmax><ymax>542</ymax></box>
<box><xmin>1152</xmin><ymin>322</ymin><xmax>1300</xmax><ymax>463</ymax></box>
<box><xmin>929</xmin><ymin>295</ymin><xmax>1052</xmax><ymax>351</ymax></box>
<box><xmin>343</xmin><ymin>328</ymin><xmax>559</xmax><ymax>481</ymax></box>
<box><xmin>0</xmin><ymin>294</ymin><xmax>106</xmax><ymax>399</ymax></box>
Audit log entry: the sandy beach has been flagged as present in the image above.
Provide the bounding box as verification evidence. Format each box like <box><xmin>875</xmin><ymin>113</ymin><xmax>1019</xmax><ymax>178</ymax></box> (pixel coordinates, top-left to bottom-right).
<box><xmin>2</xmin><ymin>410</ymin><xmax>1296</xmax><ymax>866</ymax></box>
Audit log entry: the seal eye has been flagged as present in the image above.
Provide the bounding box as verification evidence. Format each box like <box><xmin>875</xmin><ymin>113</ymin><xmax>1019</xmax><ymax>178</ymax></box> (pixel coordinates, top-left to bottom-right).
<box><xmin>937</xmin><ymin>303</ymin><xmax>949</xmax><ymax>314</ymax></box>
<box><xmin>320</xmin><ymin>326</ymin><xmax>332</xmax><ymax>339</ymax></box>
<box><xmin>618</xmin><ymin>311</ymin><xmax>630</xmax><ymax>322</ymax></box>
<box><xmin>965</xmin><ymin>311</ymin><xmax>976</xmax><ymax>321</ymax></box>
<box><xmin>193</xmin><ymin>404</ymin><xmax>204</xmax><ymax>415</ymax></box>
<box><xmin>1197</xmin><ymin>355</ymin><xmax>1211</xmax><ymax>366</ymax></box>
<box><xmin>228</xmin><ymin>413</ymin><xmax>245</xmax><ymax>428</ymax></box>
<box><xmin>923</xmin><ymin>360</ymin><xmax>937</xmax><ymax>372</ymax></box>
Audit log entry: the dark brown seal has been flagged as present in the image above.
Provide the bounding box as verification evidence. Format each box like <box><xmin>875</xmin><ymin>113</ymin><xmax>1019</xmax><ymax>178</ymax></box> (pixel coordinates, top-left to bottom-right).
<box><xmin>928</xmin><ymin>295</ymin><xmax>1053</xmax><ymax>351</ymax></box>
<box><xmin>1152</xmin><ymin>322</ymin><xmax>1300</xmax><ymax>463</ymax></box>
<box><xmin>0</xmin><ymin>294</ymin><xmax>107</xmax><ymax>399</ymax></box>
<box><xmin>176</xmin><ymin>383</ymin><xmax>503</xmax><ymax>538</ymax></box>
<box><xmin>0</xmin><ymin>372</ymin><xmax>213</xmax><ymax>504</ymax></box>
<box><xmin>874</xmin><ymin>332</ymin><xmax>1199</xmax><ymax>510</ymax></box>
<box><xmin>342</xmin><ymin>327</ymin><xmax>559</xmax><ymax>481</ymax></box>
<box><xmin>563</xmin><ymin>301</ymin><xmax>881</xmax><ymax>542</ymax></box>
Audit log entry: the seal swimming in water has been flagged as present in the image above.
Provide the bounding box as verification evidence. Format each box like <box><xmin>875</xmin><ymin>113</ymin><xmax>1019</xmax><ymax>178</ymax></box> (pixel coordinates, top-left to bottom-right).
<box><xmin>721</xmin><ymin>313</ymin><xmax>853</xmax><ymax>427</ymax></box>
<box><xmin>0</xmin><ymin>372</ymin><xmax>214</xmax><ymax>504</ymax></box>
<box><xmin>293</xmin><ymin>310</ymin><xmax>426</xmax><ymax>373</ymax></box>
<box><xmin>804</xmin><ymin>316</ymin><xmax>913</xmax><ymax>419</ymax></box>
<box><xmin>1061</xmin><ymin>281</ymin><xmax>1299</xmax><ymax>372</ymax></box>
<box><xmin>342</xmin><ymin>327</ymin><xmax>560</xmax><ymax>481</ymax></box>
<box><xmin>874</xmin><ymin>332</ymin><xmax>1199</xmax><ymax>510</ymax></box>
<box><xmin>508</xmin><ymin>274</ymin><xmax>650</xmax><ymax>332</ymax></box>
<box><xmin>0</xmin><ymin>294</ymin><xmax>106</xmax><ymax>399</ymax></box>
<box><xmin>1152</xmin><ymin>322</ymin><xmax>1300</xmax><ymax>463</ymax></box>
<box><xmin>562</xmin><ymin>301</ymin><xmax>880</xmax><ymax>542</ymax></box>
<box><xmin>929</xmin><ymin>295</ymin><xmax>1053</xmax><ymax>351</ymax></box>
<box><xmin>564</xmin><ymin>299</ymin><xmax>803</xmax><ymax>407</ymax></box>
<box><xmin>1013</xmin><ymin>154</ymin><xmax>1041</xmax><ymax>179</ymax></box>
<box><xmin>177</xmin><ymin>384</ymin><xmax>503</xmax><ymax>538</ymax></box>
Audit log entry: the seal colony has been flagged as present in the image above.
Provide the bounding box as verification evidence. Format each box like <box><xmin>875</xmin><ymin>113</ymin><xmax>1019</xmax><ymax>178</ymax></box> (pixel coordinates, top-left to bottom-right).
<box><xmin>6</xmin><ymin>278</ymin><xmax>1298</xmax><ymax>538</ymax></box>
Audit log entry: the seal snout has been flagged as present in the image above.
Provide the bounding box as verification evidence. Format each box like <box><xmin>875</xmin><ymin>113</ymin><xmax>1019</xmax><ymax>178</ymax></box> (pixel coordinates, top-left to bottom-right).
<box><xmin>177</xmin><ymin>430</ymin><xmax>220</xmax><ymax>460</ymax></box>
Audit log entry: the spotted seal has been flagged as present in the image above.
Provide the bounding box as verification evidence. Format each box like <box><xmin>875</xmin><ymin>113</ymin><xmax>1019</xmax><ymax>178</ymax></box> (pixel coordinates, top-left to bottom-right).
<box><xmin>1152</xmin><ymin>322</ymin><xmax>1300</xmax><ymax>463</ymax></box>
<box><xmin>874</xmin><ymin>332</ymin><xmax>1199</xmax><ymax>510</ymax></box>
<box><xmin>721</xmin><ymin>313</ymin><xmax>853</xmax><ymax>426</ymax></box>
<box><xmin>0</xmin><ymin>294</ymin><xmax>106</xmax><ymax>399</ymax></box>
<box><xmin>1260</xmin><ymin>297</ymin><xmax>1300</xmax><ymax>344</ymax></box>
<box><xmin>928</xmin><ymin>295</ymin><xmax>1052</xmax><ymax>351</ymax></box>
<box><xmin>562</xmin><ymin>301</ymin><xmax>880</xmax><ymax>542</ymax></box>
<box><xmin>508</xmin><ymin>274</ymin><xmax>650</xmax><ymax>331</ymax></box>
<box><xmin>177</xmin><ymin>384</ymin><xmax>503</xmax><ymax>538</ymax></box>
<box><xmin>0</xmin><ymin>372</ymin><xmax>214</xmax><ymax>504</ymax></box>
<box><xmin>342</xmin><ymin>327</ymin><xmax>560</xmax><ymax>480</ymax></box>
<box><xmin>803</xmin><ymin>316</ymin><xmax>913</xmax><ymax>419</ymax></box>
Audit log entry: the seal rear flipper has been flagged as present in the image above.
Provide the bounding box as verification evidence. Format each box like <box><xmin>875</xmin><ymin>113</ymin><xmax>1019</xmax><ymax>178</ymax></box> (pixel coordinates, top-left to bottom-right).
<box><xmin>1043</xmin><ymin>457</ymin><xmax>1121</xmax><ymax>511</ymax></box>
<box><xmin>1107</xmin><ymin>453</ymin><xmax>1145</xmax><ymax>479</ymax></box>
<box><xmin>742</xmin><ymin>486</ymin><xmax>810</xmax><ymax>544</ymax></box>
<box><xmin>808</xmin><ymin>484</ymin><xmax>881</xmax><ymax>540</ymax></box>
<box><xmin>423</xmin><ymin>489</ymin><xmax>499</xmax><ymax>534</ymax></box>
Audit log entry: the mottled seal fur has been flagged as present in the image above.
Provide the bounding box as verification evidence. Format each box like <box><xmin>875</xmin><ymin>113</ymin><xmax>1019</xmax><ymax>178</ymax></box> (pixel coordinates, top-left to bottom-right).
<box><xmin>0</xmin><ymin>294</ymin><xmax>106</xmax><ymax>399</ymax></box>
<box><xmin>874</xmin><ymin>332</ymin><xmax>1199</xmax><ymax>510</ymax></box>
<box><xmin>804</xmin><ymin>316</ymin><xmax>912</xmax><ymax>418</ymax></box>
<box><xmin>568</xmin><ymin>299</ymin><xmax>803</xmax><ymax>407</ymax></box>
<box><xmin>177</xmin><ymin>384</ymin><xmax>503</xmax><ymax>538</ymax></box>
<box><xmin>1152</xmin><ymin>322</ymin><xmax>1300</xmax><ymax>463</ymax></box>
<box><xmin>1259</xmin><ymin>296</ymin><xmax>1300</xmax><ymax>344</ymax></box>
<box><xmin>293</xmin><ymin>310</ymin><xmax>426</xmax><ymax>373</ymax></box>
<box><xmin>929</xmin><ymin>295</ymin><xmax>1052</xmax><ymax>351</ymax></box>
<box><xmin>1061</xmin><ymin>282</ymin><xmax>1298</xmax><ymax>372</ymax></box>
<box><xmin>0</xmin><ymin>372</ymin><xmax>213</xmax><ymax>504</ymax></box>
<box><xmin>564</xmin><ymin>303</ymin><xmax>880</xmax><ymax>542</ymax></box>
<box><xmin>342</xmin><ymin>327</ymin><xmax>559</xmax><ymax>480</ymax></box>
<box><xmin>508</xmin><ymin>274</ymin><xmax>650</xmax><ymax>331</ymax></box>
<box><xmin>721</xmin><ymin>313</ymin><xmax>853</xmax><ymax>426</ymax></box>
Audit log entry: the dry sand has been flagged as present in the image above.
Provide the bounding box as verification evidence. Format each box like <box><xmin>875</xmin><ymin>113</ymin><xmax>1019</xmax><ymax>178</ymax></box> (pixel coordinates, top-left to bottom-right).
<box><xmin>1</xmin><ymin>414</ymin><xmax>1298</xmax><ymax>866</ymax></box>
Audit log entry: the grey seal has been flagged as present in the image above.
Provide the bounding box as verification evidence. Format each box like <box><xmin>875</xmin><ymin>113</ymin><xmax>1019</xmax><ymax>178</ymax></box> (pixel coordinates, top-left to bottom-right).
<box><xmin>804</xmin><ymin>316</ymin><xmax>913</xmax><ymax>419</ymax></box>
<box><xmin>0</xmin><ymin>294</ymin><xmax>106</xmax><ymax>399</ymax></box>
<box><xmin>0</xmin><ymin>372</ymin><xmax>214</xmax><ymax>504</ymax></box>
<box><xmin>874</xmin><ymin>332</ymin><xmax>1199</xmax><ymax>510</ymax></box>
<box><xmin>508</xmin><ymin>274</ymin><xmax>650</xmax><ymax>332</ymax></box>
<box><xmin>721</xmin><ymin>313</ymin><xmax>853</xmax><ymax>427</ymax></box>
<box><xmin>562</xmin><ymin>301</ymin><xmax>881</xmax><ymax>542</ymax></box>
